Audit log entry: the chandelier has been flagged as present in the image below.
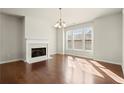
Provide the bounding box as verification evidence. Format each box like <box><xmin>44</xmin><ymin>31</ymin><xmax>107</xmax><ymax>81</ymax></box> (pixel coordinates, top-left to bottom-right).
<box><xmin>54</xmin><ymin>8</ymin><xmax>66</xmax><ymax>28</ymax></box>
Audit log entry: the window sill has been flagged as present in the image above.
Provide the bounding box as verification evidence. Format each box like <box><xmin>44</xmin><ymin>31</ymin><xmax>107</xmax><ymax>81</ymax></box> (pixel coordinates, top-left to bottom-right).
<box><xmin>66</xmin><ymin>49</ymin><xmax>93</xmax><ymax>53</ymax></box>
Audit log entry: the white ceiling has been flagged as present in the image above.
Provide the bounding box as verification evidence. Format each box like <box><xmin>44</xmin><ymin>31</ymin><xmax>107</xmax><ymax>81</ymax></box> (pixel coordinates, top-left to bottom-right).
<box><xmin>1</xmin><ymin>8</ymin><xmax>122</xmax><ymax>26</ymax></box>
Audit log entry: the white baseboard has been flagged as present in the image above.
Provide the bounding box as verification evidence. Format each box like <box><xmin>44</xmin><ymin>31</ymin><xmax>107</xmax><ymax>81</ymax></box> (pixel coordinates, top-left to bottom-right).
<box><xmin>56</xmin><ymin>52</ymin><xmax>65</xmax><ymax>55</ymax></box>
<box><xmin>0</xmin><ymin>58</ymin><xmax>24</xmax><ymax>64</ymax></box>
<box><xmin>63</xmin><ymin>53</ymin><xmax>121</xmax><ymax>65</ymax></box>
<box><xmin>64</xmin><ymin>53</ymin><xmax>93</xmax><ymax>59</ymax></box>
<box><xmin>93</xmin><ymin>58</ymin><xmax>121</xmax><ymax>65</ymax></box>
<box><xmin>48</xmin><ymin>56</ymin><xmax>53</xmax><ymax>59</ymax></box>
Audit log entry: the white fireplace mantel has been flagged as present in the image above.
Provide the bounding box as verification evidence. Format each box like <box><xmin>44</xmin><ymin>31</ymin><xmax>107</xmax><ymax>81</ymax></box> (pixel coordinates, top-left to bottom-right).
<box><xmin>26</xmin><ymin>38</ymin><xmax>48</xmax><ymax>43</ymax></box>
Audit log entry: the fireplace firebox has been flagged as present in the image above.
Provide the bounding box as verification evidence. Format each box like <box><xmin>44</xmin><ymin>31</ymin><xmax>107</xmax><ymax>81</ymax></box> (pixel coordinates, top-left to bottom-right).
<box><xmin>31</xmin><ymin>48</ymin><xmax>46</xmax><ymax>58</ymax></box>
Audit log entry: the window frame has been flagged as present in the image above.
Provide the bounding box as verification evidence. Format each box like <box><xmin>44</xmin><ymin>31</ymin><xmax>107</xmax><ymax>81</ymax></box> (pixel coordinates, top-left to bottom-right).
<box><xmin>65</xmin><ymin>26</ymin><xmax>93</xmax><ymax>52</ymax></box>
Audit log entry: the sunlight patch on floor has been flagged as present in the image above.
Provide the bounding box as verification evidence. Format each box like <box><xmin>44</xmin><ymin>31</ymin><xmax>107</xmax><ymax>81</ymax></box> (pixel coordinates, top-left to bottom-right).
<box><xmin>65</xmin><ymin>57</ymin><xmax>104</xmax><ymax>83</ymax></box>
<box><xmin>65</xmin><ymin>56</ymin><xmax>83</xmax><ymax>83</ymax></box>
<box><xmin>67</xmin><ymin>56</ymin><xmax>76</xmax><ymax>68</ymax></box>
<box><xmin>90</xmin><ymin>60</ymin><xmax>124</xmax><ymax>84</ymax></box>
<box><xmin>76</xmin><ymin>59</ymin><xmax>104</xmax><ymax>78</ymax></box>
<box><xmin>99</xmin><ymin>67</ymin><xmax>124</xmax><ymax>83</ymax></box>
<box><xmin>89</xmin><ymin>60</ymin><xmax>106</xmax><ymax>68</ymax></box>
<box><xmin>65</xmin><ymin>56</ymin><xmax>124</xmax><ymax>83</ymax></box>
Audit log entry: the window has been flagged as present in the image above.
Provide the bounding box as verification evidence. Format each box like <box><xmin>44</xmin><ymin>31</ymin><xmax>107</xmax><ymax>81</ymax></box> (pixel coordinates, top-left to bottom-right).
<box><xmin>66</xmin><ymin>30</ymin><xmax>73</xmax><ymax>49</ymax></box>
<box><xmin>66</xmin><ymin>26</ymin><xmax>93</xmax><ymax>51</ymax></box>
<box><xmin>73</xmin><ymin>29</ymin><xmax>83</xmax><ymax>49</ymax></box>
<box><xmin>84</xmin><ymin>27</ymin><xmax>92</xmax><ymax>50</ymax></box>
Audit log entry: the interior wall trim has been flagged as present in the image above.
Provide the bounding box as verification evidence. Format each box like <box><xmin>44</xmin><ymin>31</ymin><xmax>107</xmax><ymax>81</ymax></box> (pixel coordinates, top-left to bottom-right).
<box><xmin>93</xmin><ymin>58</ymin><xmax>121</xmax><ymax>65</ymax></box>
<box><xmin>0</xmin><ymin>58</ymin><xmax>24</xmax><ymax>64</ymax></box>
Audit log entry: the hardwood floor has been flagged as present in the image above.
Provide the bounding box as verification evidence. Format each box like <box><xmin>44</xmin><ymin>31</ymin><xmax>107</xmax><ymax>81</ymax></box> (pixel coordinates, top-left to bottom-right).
<box><xmin>0</xmin><ymin>54</ymin><xmax>124</xmax><ymax>84</ymax></box>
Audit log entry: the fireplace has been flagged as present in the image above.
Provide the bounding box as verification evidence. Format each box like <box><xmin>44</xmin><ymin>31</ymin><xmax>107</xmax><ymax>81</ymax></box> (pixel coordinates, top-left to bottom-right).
<box><xmin>26</xmin><ymin>39</ymin><xmax>49</xmax><ymax>63</ymax></box>
<box><xmin>32</xmin><ymin>47</ymin><xmax>46</xmax><ymax>58</ymax></box>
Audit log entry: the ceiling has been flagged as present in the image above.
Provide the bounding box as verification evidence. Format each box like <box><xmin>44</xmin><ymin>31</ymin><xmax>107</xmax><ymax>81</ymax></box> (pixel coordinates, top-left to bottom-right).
<box><xmin>0</xmin><ymin>8</ymin><xmax>122</xmax><ymax>26</ymax></box>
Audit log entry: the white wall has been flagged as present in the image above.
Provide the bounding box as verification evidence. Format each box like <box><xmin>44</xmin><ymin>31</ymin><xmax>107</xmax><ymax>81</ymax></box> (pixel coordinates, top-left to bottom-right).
<box><xmin>0</xmin><ymin>14</ymin><xmax>2</xmax><ymax>61</ymax></box>
<box><xmin>94</xmin><ymin>13</ymin><xmax>122</xmax><ymax>65</ymax></box>
<box><xmin>25</xmin><ymin>16</ymin><xmax>56</xmax><ymax>55</ymax></box>
<box><xmin>21</xmin><ymin>17</ymin><xmax>26</xmax><ymax>61</ymax></box>
<box><xmin>122</xmin><ymin>9</ymin><xmax>124</xmax><ymax>74</ymax></box>
<box><xmin>56</xmin><ymin>28</ymin><xmax>65</xmax><ymax>54</ymax></box>
<box><xmin>0</xmin><ymin>13</ymin><xmax>24</xmax><ymax>63</ymax></box>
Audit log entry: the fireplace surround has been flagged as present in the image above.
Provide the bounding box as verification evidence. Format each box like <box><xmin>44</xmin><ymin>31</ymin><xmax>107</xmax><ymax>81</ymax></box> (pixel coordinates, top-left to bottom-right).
<box><xmin>26</xmin><ymin>38</ymin><xmax>49</xmax><ymax>63</ymax></box>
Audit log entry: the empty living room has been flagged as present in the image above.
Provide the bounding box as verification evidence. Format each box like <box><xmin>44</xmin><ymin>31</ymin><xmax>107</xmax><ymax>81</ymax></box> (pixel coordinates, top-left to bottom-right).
<box><xmin>0</xmin><ymin>8</ymin><xmax>124</xmax><ymax>85</ymax></box>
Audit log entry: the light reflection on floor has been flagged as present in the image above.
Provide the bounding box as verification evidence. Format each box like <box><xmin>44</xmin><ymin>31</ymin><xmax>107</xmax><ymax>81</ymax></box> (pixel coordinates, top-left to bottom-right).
<box><xmin>65</xmin><ymin>56</ymin><xmax>83</xmax><ymax>83</ymax></box>
<box><xmin>90</xmin><ymin>60</ymin><xmax>124</xmax><ymax>83</ymax></box>
<box><xmin>65</xmin><ymin>56</ymin><xmax>102</xmax><ymax>83</ymax></box>
<box><xmin>65</xmin><ymin>56</ymin><xmax>124</xmax><ymax>84</ymax></box>
<box><xmin>75</xmin><ymin>58</ymin><xmax>104</xmax><ymax>78</ymax></box>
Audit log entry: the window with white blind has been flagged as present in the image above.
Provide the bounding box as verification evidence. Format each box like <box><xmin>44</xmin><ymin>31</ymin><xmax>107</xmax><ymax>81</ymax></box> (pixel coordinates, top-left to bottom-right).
<box><xmin>66</xmin><ymin>26</ymin><xmax>93</xmax><ymax>51</ymax></box>
<box><xmin>84</xmin><ymin>27</ymin><xmax>92</xmax><ymax>50</ymax></box>
<box><xmin>66</xmin><ymin>30</ymin><xmax>73</xmax><ymax>49</ymax></box>
<box><xmin>73</xmin><ymin>29</ymin><xmax>83</xmax><ymax>49</ymax></box>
